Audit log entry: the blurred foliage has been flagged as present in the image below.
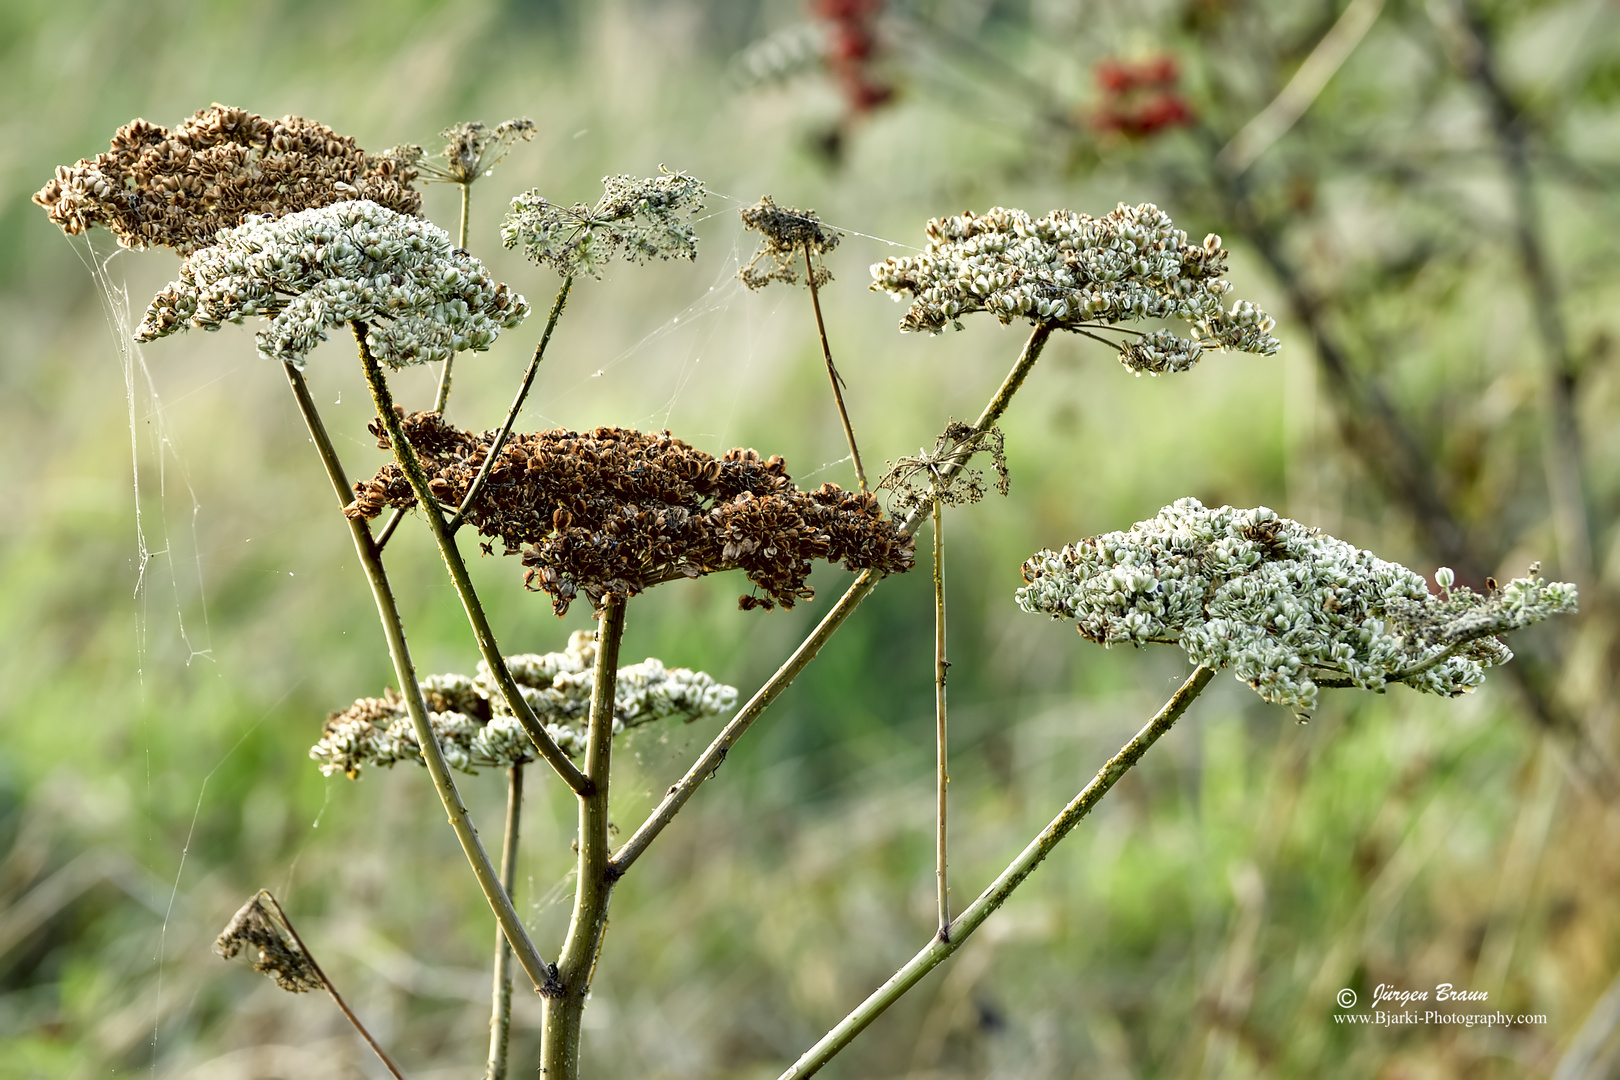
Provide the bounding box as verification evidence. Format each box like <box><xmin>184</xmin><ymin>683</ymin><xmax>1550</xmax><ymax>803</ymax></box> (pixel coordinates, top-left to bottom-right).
<box><xmin>3</xmin><ymin>0</ymin><xmax>1620</xmax><ymax>1077</ymax></box>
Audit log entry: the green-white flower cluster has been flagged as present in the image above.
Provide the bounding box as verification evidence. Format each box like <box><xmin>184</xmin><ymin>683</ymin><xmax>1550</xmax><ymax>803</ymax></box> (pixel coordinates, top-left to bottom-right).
<box><xmin>870</xmin><ymin>203</ymin><xmax>1280</xmax><ymax>374</ymax></box>
<box><xmin>1016</xmin><ymin>498</ymin><xmax>1576</xmax><ymax>714</ymax></box>
<box><xmin>311</xmin><ymin>630</ymin><xmax>738</xmax><ymax>777</ymax></box>
<box><xmin>134</xmin><ymin>200</ymin><xmax>529</xmax><ymax>368</ymax></box>
<box><xmin>502</xmin><ymin>168</ymin><xmax>706</xmax><ymax>278</ymax></box>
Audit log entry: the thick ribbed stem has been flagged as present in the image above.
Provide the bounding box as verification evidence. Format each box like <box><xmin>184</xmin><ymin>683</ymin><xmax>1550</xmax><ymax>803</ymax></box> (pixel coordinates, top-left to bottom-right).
<box><xmin>541</xmin><ymin>597</ymin><xmax>627</xmax><ymax>1080</ymax></box>
<box><xmin>282</xmin><ymin>361</ymin><xmax>559</xmax><ymax>998</ymax></box>
<box><xmin>353</xmin><ymin>322</ymin><xmax>590</xmax><ymax>797</ymax></box>
<box><xmin>486</xmin><ymin>765</ymin><xmax>524</xmax><ymax>1080</ymax></box>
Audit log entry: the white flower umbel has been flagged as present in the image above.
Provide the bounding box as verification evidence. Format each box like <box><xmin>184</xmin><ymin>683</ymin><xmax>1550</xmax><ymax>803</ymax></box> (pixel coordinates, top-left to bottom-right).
<box><xmin>311</xmin><ymin>630</ymin><xmax>738</xmax><ymax>777</ymax></box>
<box><xmin>134</xmin><ymin>199</ymin><xmax>529</xmax><ymax>368</ymax></box>
<box><xmin>1016</xmin><ymin>498</ymin><xmax>1576</xmax><ymax>715</ymax></box>
<box><xmin>502</xmin><ymin>168</ymin><xmax>706</xmax><ymax>278</ymax></box>
<box><xmin>870</xmin><ymin>203</ymin><xmax>1280</xmax><ymax>375</ymax></box>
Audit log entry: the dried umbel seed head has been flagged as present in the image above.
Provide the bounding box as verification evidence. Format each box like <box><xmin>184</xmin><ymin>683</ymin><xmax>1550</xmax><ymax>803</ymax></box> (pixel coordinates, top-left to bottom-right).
<box><xmin>502</xmin><ymin>168</ymin><xmax>706</xmax><ymax>278</ymax></box>
<box><xmin>33</xmin><ymin>104</ymin><xmax>420</xmax><ymax>254</ymax></box>
<box><xmin>388</xmin><ymin>117</ymin><xmax>536</xmax><ymax>186</ymax></box>
<box><xmin>215</xmin><ymin>893</ymin><xmax>322</xmax><ymax>994</ymax></box>
<box><xmin>738</xmin><ymin>195</ymin><xmax>844</xmax><ymax>290</ymax></box>
<box><xmin>345</xmin><ymin>413</ymin><xmax>915</xmax><ymax>614</ymax></box>
<box><xmin>870</xmin><ymin>203</ymin><xmax>1280</xmax><ymax>374</ymax></box>
<box><xmin>1017</xmin><ymin>498</ymin><xmax>1577</xmax><ymax>717</ymax></box>
<box><xmin>310</xmin><ymin>630</ymin><xmax>739</xmax><ymax>777</ymax></box>
<box><xmin>133</xmin><ymin>200</ymin><xmax>528</xmax><ymax>368</ymax></box>
<box><xmin>880</xmin><ymin>421</ymin><xmax>1007</xmax><ymax>518</ymax></box>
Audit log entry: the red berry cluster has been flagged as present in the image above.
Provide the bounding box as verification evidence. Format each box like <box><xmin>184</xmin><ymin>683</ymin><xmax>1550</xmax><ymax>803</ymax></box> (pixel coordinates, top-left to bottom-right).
<box><xmin>1091</xmin><ymin>55</ymin><xmax>1193</xmax><ymax>138</ymax></box>
<box><xmin>812</xmin><ymin>0</ymin><xmax>894</xmax><ymax>115</ymax></box>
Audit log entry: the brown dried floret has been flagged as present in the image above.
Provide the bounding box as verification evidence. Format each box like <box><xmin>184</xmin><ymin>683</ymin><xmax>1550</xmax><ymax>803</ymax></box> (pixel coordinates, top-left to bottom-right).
<box><xmin>346</xmin><ymin>412</ymin><xmax>915</xmax><ymax>614</ymax></box>
<box><xmin>738</xmin><ymin>195</ymin><xmax>843</xmax><ymax>290</ymax></box>
<box><xmin>215</xmin><ymin>893</ymin><xmax>322</xmax><ymax>993</ymax></box>
<box><xmin>33</xmin><ymin>104</ymin><xmax>420</xmax><ymax>254</ymax></box>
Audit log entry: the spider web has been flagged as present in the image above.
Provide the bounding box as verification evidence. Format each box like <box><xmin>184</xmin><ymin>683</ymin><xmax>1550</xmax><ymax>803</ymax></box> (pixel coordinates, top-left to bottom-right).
<box><xmin>73</xmin><ymin>236</ymin><xmax>215</xmax><ymax>676</ymax></box>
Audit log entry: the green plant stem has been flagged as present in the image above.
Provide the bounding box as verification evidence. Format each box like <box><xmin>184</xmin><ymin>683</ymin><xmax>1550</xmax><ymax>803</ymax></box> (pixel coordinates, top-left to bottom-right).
<box><xmin>432</xmin><ymin>181</ymin><xmax>474</xmax><ymax>415</ymax></box>
<box><xmin>450</xmin><ymin>274</ymin><xmax>574</xmax><ymax>533</ymax></box>
<box><xmin>352</xmin><ymin>323</ymin><xmax>591</xmax><ymax>797</ymax></box>
<box><xmin>380</xmin><ymin>275</ymin><xmax>573</xmax><ymax>552</ymax></box>
<box><xmin>608</xmin><ymin>566</ymin><xmax>882</xmax><ymax>875</ymax></box>
<box><xmin>932</xmin><ymin>499</ymin><xmax>949</xmax><ymax>939</ymax></box>
<box><xmin>610</xmin><ymin>321</ymin><xmax>1057</xmax><ymax>875</ymax></box>
<box><xmin>258</xmin><ymin>890</ymin><xmax>408</xmax><ymax>1080</ymax></box>
<box><xmin>280</xmin><ymin>361</ymin><xmax>561</xmax><ymax>998</ymax></box>
<box><xmin>804</xmin><ymin>242</ymin><xmax>867</xmax><ymax>493</ymax></box>
<box><xmin>486</xmin><ymin>765</ymin><xmax>524</xmax><ymax>1080</ymax></box>
<box><xmin>778</xmin><ymin>664</ymin><xmax>1217</xmax><ymax>1079</ymax></box>
<box><xmin>542</xmin><ymin>596</ymin><xmax>627</xmax><ymax>1080</ymax></box>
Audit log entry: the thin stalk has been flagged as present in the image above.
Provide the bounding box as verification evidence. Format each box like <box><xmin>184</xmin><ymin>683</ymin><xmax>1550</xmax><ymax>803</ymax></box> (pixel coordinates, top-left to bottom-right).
<box><xmin>450</xmin><ymin>275</ymin><xmax>574</xmax><ymax>533</ymax></box>
<box><xmin>778</xmin><ymin>665</ymin><xmax>1217</xmax><ymax>1079</ymax></box>
<box><xmin>542</xmin><ymin>596</ymin><xmax>627</xmax><ymax>1080</ymax></box>
<box><xmin>259</xmin><ymin>891</ymin><xmax>408</xmax><ymax>1080</ymax></box>
<box><xmin>433</xmin><ymin>181</ymin><xmax>474</xmax><ymax>414</ymax></box>
<box><xmin>375</xmin><ymin>506</ymin><xmax>408</xmax><ymax>550</ymax></box>
<box><xmin>804</xmin><ymin>243</ymin><xmax>867</xmax><ymax>493</ymax></box>
<box><xmin>380</xmin><ymin>274</ymin><xmax>573</xmax><ymax>552</ymax></box>
<box><xmin>609</xmin><ymin>566</ymin><xmax>882</xmax><ymax>875</ymax></box>
<box><xmin>280</xmin><ymin>362</ymin><xmax>561</xmax><ymax>998</ymax></box>
<box><xmin>610</xmin><ymin>320</ymin><xmax>1058</xmax><ymax>876</ymax></box>
<box><xmin>932</xmin><ymin>499</ymin><xmax>949</xmax><ymax>939</ymax></box>
<box><xmin>486</xmin><ymin>765</ymin><xmax>525</xmax><ymax>1080</ymax></box>
<box><xmin>352</xmin><ymin>323</ymin><xmax>591</xmax><ymax>797</ymax></box>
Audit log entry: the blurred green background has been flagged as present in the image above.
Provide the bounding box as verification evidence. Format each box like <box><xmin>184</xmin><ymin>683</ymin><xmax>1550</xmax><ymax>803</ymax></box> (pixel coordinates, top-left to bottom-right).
<box><xmin>4</xmin><ymin>0</ymin><xmax>1620</xmax><ymax>1076</ymax></box>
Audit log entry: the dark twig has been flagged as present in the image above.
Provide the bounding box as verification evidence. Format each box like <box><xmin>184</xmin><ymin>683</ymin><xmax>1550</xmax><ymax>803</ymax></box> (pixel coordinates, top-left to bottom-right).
<box><xmin>1434</xmin><ymin>0</ymin><xmax>1593</xmax><ymax>584</ymax></box>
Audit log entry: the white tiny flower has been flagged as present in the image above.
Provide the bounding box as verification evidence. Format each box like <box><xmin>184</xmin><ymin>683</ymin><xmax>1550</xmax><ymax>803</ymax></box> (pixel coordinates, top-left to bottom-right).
<box><xmin>1017</xmin><ymin>498</ymin><xmax>1577</xmax><ymax>716</ymax></box>
<box><xmin>135</xmin><ymin>200</ymin><xmax>529</xmax><ymax>369</ymax></box>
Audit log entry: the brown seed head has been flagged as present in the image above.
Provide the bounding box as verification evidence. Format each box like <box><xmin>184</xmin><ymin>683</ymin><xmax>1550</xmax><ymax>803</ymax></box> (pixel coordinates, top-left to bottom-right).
<box><xmin>347</xmin><ymin>413</ymin><xmax>915</xmax><ymax>614</ymax></box>
<box><xmin>34</xmin><ymin>104</ymin><xmax>420</xmax><ymax>254</ymax></box>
